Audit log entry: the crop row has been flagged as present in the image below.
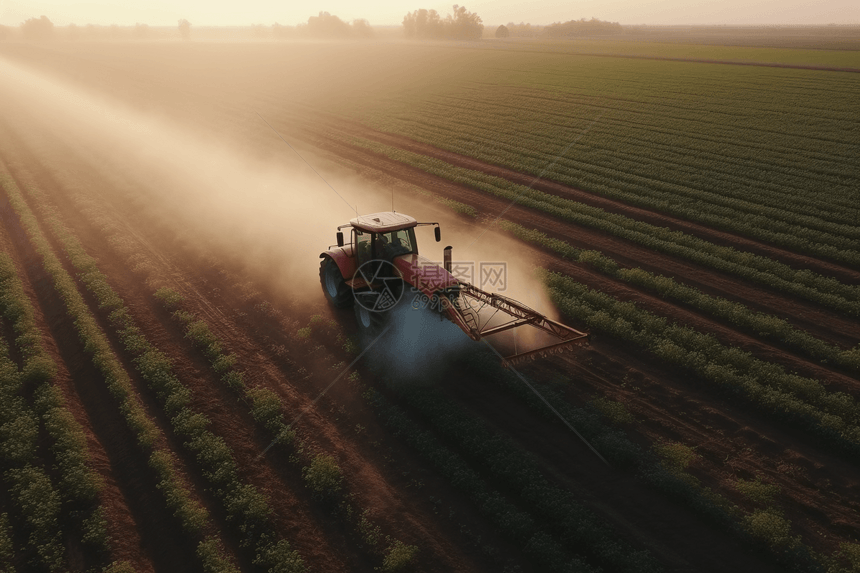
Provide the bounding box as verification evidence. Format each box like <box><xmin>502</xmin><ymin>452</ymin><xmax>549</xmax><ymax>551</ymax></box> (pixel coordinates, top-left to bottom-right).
<box><xmin>81</xmin><ymin>170</ymin><xmax>426</xmax><ymax>571</ymax></box>
<box><xmin>0</xmin><ymin>175</ymin><xmax>239</xmax><ymax>573</ymax></box>
<box><xmin>499</xmin><ymin>221</ymin><xmax>860</xmax><ymax>373</ymax></box>
<box><xmin>393</xmin><ymin>103</ymin><xmax>859</xmax><ymax>224</ymax></box>
<box><xmin>353</xmin><ymin>65</ymin><xmax>860</xmax><ymax>262</ymax></box>
<box><xmin>22</xmin><ymin>181</ymin><xmax>308</xmax><ymax>573</ymax></box>
<box><xmin>373</xmin><ymin>383</ymin><xmax>663</xmax><ymax>573</ymax></box>
<box><xmin>156</xmin><ymin>295</ymin><xmax>296</xmax><ymax>445</ymax></box>
<box><xmin>454</xmin><ymin>349</ymin><xmax>837</xmax><ymax>573</ymax></box>
<box><xmin>409</xmin><ymin>92</ymin><xmax>858</xmax><ymax>207</ymax></box>
<box><xmin>399</xmin><ymin>68</ymin><xmax>858</xmax><ymax>187</ymax></box>
<box><xmin>368</xmin><ymin>388</ymin><xmax>613</xmax><ymax>573</ymax></box>
<box><xmin>346</xmin><ymin>136</ymin><xmax>860</xmax><ymax>317</ymax></box>
<box><xmin>540</xmin><ymin>270</ymin><xmax>860</xmax><ymax>456</ymax></box>
<box><xmin>398</xmin><ymin>113</ymin><xmax>860</xmax><ymax>266</ymax></box>
<box><xmin>6</xmin><ymin>147</ymin><xmax>420</xmax><ymax>570</ymax></box>
<box><xmin>28</xmin><ymin>158</ymin><xmax>422</xmax><ymax>571</ymax></box>
<box><xmin>0</xmin><ymin>248</ymin><xmax>121</xmax><ymax>572</ymax></box>
<box><xmin>0</xmin><ymin>330</ymin><xmax>66</xmax><ymax>571</ymax></box>
<box><xmin>0</xmin><ymin>511</ymin><xmax>12</xmax><ymax>571</ymax></box>
<box><xmin>153</xmin><ymin>292</ymin><xmax>420</xmax><ymax>571</ymax></box>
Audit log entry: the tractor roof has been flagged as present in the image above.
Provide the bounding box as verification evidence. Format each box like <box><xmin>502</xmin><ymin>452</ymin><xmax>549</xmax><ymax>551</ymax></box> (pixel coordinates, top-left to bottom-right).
<box><xmin>350</xmin><ymin>212</ymin><xmax>417</xmax><ymax>233</ymax></box>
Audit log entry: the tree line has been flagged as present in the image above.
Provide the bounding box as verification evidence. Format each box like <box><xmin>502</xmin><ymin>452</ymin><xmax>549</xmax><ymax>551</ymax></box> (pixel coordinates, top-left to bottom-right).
<box><xmin>0</xmin><ymin>13</ymin><xmax>375</xmax><ymax>41</ymax></box>
<box><xmin>3</xmin><ymin>12</ymin><xmax>624</xmax><ymax>43</ymax></box>
<box><xmin>496</xmin><ymin>18</ymin><xmax>623</xmax><ymax>38</ymax></box>
<box><xmin>402</xmin><ymin>5</ymin><xmax>484</xmax><ymax>40</ymax></box>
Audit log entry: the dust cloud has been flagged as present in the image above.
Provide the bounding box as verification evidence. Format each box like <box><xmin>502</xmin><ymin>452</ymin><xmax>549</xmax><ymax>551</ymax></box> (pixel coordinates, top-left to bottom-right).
<box><xmin>0</xmin><ymin>52</ymin><xmax>561</xmax><ymax>363</ymax></box>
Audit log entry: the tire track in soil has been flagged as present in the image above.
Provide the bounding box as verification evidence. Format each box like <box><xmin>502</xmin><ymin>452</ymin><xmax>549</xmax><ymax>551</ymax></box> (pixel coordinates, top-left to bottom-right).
<box><xmin>179</xmin><ymin>282</ymin><xmax>511</xmax><ymax>573</ymax></box>
<box><xmin>0</xmin><ymin>169</ymin><xmax>200</xmax><ymax>573</ymax></box>
<box><xmin>0</xmin><ymin>118</ymin><xmax>497</xmax><ymax>573</ymax></box>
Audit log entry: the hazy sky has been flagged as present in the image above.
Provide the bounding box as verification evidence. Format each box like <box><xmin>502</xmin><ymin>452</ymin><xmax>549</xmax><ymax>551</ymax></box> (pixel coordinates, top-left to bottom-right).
<box><xmin>0</xmin><ymin>0</ymin><xmax>857</xmax><ymax>27</ymax></box>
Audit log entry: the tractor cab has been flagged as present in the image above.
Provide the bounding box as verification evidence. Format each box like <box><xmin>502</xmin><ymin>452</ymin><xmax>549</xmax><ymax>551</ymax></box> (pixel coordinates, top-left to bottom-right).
<box><xmin>342</xmin><ymin>212</ymin><xmax>449</xmax><ymax>293</ymax></box>
<box><xmin>349</xmin><ymin>214</ymin><xmax>420</xmax><ymax>266</ymax></box>
<box><xmin>321</xmin><ymin>212</ymin><xmax>446</xmax><ymax>306</ymax></box>
<box><xmin>336</xmin><ymin>213</ymin><xmax>440</xmax><ymax>257</ymax></box>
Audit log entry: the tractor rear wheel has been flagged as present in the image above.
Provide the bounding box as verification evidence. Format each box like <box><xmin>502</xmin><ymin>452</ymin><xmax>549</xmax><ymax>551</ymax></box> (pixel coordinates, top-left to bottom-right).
<box><xmin>320</xmin><ymin>257</ymin><xmax>353</xmax><ymax>308</ymax></box>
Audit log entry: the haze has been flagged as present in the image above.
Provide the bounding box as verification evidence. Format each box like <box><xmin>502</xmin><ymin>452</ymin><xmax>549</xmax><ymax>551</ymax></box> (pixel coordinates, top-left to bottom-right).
<box><xmin>0</xmin><ymin>51</ymin><xmax>556</xmax><ymax>318</ymax></box>
<box><xmin>1</xmin><ymin>0</ymin><xmax>858</xmax><ymax>27</ymax></box>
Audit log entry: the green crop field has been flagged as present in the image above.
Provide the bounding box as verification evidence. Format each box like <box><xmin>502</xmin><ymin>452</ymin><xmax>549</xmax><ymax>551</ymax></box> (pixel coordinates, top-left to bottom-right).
<box><xmin>321</xmin><ymin>45</ymin><xmax>860</xmax><ymax>268</ymax></box>
<box><xmin>0</xmin><ymin>34</ymin><xmax>858</xmax><ymax>573</ymax></box>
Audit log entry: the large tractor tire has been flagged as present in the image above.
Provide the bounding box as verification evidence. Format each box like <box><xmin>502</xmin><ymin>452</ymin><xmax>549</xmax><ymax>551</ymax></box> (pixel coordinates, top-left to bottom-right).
<box><xmin>320</xmin><ymin>257</ymin><xmax>353</xmax><ymax>308</ymax></box>
<box><xmin>354</xmin><ymin>302</ymin><xmax>387</xmax><ymax>338</ymax></box>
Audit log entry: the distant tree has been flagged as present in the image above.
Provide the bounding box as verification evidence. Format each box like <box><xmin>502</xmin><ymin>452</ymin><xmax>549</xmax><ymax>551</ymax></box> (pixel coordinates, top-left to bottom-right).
<box><xmin>402</xmin><ymin>5</ymin><xmax>482</xmax><ymax>40</ymax></box>
<box><xmin>0</xmin><ymin>25</ymin><xmax>11</xmax><ymax>41</ymax></box>
<box><xmin>21</xmin><ymin>15</ymin><xmax>54</xmax><ymax>41</ymax></box>
<box><xmin>134</xmin><ymin>23</ymin><xmax>149</xmax><ymax>39</ymax></box>
<box><xmin>67</xmin><ymin>23</ymin><xmax>79</xmax><ymax>40</ymax></box>
<box><xmin>495</xmin><ymin>24</ymin><xmax>509</xmax><ymax>38</ymax></box>
<box><xmin>402</xmin><ymin>8</ymin><xmax>443</xmax><ymax>38</ymax></box>
<box><xmin>307</xmin><ymin>11</ymin><xmax>350</xmax><ymax>38</ymax></box>
<box><xmin>448</xmin><ymin>5</ymin><xmax>483</xmax><ymax>40</ymax></box>
<box><xmin>506</xmin><ymin>22</ymin><xmax>540</xmax><ymax>37</ymax></box>
<box><xmin>178</xmin><ymin>18</ymin><xmax>191</xmax><ymax>40</ymax></box>
<box><xmin>108</xmin><ymin>24</ymin><xmax>120</xmax><ymax>38</ymax></box>
<box><xmin>352</xmin><ymin>18</ymin><xmax>374</xmax><ymax>38</ymax></box>
<box><xmin>543</xmin><ymin>17</ymin><xmax>622</xmax><ymax>37</ymax></box>
<box><xmin>304</xmin><ymin>12</ymin><xmax>371</xmax><ymax>38</ymax></box>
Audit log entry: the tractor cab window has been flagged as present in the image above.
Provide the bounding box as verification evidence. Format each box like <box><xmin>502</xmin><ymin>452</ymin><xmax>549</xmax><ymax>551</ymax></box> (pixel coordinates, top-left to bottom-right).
<box><xmin>377</xmin><ymin>228</ymin><xmax>416</xmax><ymax>261</ymax></box>
<box><xmin>355</xmin><ymin>230</ymin><xmax>372</xmax><ymax>266</ymax></box>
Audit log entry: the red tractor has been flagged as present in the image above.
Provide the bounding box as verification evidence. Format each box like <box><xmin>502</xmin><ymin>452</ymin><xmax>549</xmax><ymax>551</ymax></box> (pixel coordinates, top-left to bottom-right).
<box><xmin>320</xmin><ymin>212</ymin><xmax>587</xmax><ymax>366</ymax></box>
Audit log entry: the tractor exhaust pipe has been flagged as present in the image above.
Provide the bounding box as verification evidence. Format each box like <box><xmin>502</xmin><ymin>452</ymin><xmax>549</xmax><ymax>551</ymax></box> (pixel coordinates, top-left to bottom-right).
<box><xmin>444</xmin><ymin>246</ymin><xmax>452</xmax><ymax>273</ymax></box>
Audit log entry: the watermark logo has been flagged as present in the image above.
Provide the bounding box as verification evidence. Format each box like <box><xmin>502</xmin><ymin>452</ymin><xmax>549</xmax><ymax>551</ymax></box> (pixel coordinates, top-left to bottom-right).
<box><xmin>480</xmin><ymin>262</ymin><xmax>507</xmax><ymax>291</ymax></box>
<box><xmin>411</xmin><ymin>292</ymin><xmax>452</xmax><ymax>312</ymax></box>
<box><xmin>352</xmin><ymin>259</ymin><xmax>508</xmax><ymax>313</ymax></box>
<box><xmin>439</xmin><ymin>261</ymin><xmax>508</xmax><ymax>292</ymax></box>
<box><xmin>351</xmin><ymin>260</ymin><xmax>404</xmax><ymax>312</ymax></box>
<box><xmin>449</xmin><ymin>261</ymin><xmax>475</xmax><ymax>284</ymax></box>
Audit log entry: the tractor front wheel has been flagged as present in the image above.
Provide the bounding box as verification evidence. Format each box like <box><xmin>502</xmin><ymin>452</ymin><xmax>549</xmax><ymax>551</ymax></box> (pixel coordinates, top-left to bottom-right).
<box><xmin>320</xmin><ymin>257</ymin><xmax>353</xmax><ymax>308</ymax></box>
<box><xmin>354</xmin><ymin>302</ymin><xmax>387</xmax><ymax>338</ymax></box>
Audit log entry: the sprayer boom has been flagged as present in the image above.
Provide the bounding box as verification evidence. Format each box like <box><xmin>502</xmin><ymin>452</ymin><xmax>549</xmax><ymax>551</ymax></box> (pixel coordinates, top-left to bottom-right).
<box><xmin>447</xmin><ymin>282</ymin><xmax>589</xmax><ymax>367</ymax></box>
